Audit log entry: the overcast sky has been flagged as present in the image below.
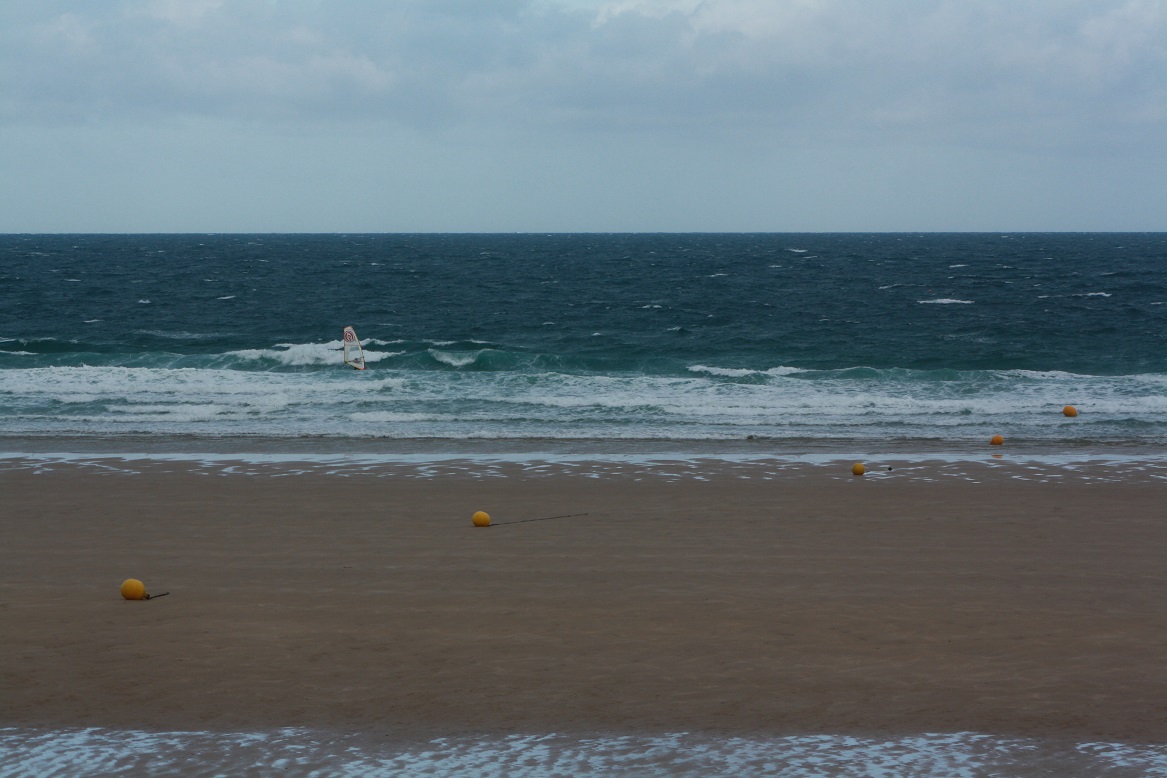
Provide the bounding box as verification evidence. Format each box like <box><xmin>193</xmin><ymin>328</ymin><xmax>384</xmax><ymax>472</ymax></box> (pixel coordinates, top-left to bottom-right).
<box><xmin>2</xmin><ymin>0</ymin><xmax>1165</xmax><ymax>232</ymax></box>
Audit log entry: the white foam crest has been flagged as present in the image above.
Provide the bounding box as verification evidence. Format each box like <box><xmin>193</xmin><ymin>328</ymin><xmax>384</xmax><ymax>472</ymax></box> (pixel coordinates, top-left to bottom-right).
<box><xmin>350</xmin><ymin>412</ymin><xmax>445</xmax><ymax>423</ymax></box>
<box><xmin>1000</xmin><ymin>369</ymin><xmax>1091</xmax><ymax>380</ymax></box>
<box><xmin>688</xmin><ymin>365</ymin><xmax>760</xmax><ymax>378</ymax></box>
<box><xmin>228</xmin><ymin>342</ymin><xmax>393</xmax><ymax>366</ymax></box>
<box><xmin>510</xmin><ymin>376</ymin><xmax>862</xmax><ymax>417</ymax></box>
<box><xmin>765</xmin><ymin>366</ymin><xmax>806</xmax><ymax>377</ymax></box>
<box><xmin>103</xmin><ymin>404</ymin><xmax>239</xmax><ymax>422</ymax></box>
<box><xmin>107</xmin><ymin>394</ymin><xmax>292</xmax><ymax>415</ymax></box>
<box><xmin>229</xmin><ymin>342</ymin><xmax>341</xmax><ymax>366</ymax></box>
<box><xmin>0</xmin><ymin>367</ymin><xmax>372</xmax><ymax>407</ymax></box>
<box><xmin>403</xmin><ymin>337</ymin><xmax>502</xmax><ymax>348</ymax></box>
<box><xmin>917</xmin><ymin>298</ymin><xmax>974</xmax><ymax>304</ymax></box>
<box><xmin>135</xmin><ymin>329</ymin><xmax>222</xmax><ymax>340</ymax></box>
<box><xmin>510</xmin><ymin>369</ymin><xmax>1162</xmax><ymax>425</ymax></box>
<box><xmin>687</xmin><ymin>365</ymin><xmax>808</xmax><ymax>378</ymax></box>
<box><xmin>106</xmin><ymin>403</ymin><xmax>228</xmax><ymax>415</ymax></box>
<box><xmin>13</xmin><ymin>365</ymin><xmax>379</xmax><ymax>389</ymax></box>
<box><xmin>428</xmin><ymin>349</ymin><xmax>484</xmax><ymax>367</ymax></box>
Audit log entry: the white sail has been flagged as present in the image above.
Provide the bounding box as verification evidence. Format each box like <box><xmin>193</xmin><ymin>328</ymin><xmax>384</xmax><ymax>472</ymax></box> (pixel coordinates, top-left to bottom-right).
<box><xmin>342</xmin><ymin>325</ymin><xmax>366</xmax><ymax>370</ymax></box>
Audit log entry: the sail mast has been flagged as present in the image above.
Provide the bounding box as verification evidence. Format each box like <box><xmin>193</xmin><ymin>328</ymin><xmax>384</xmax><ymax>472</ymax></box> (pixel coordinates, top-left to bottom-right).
<box><xmin>342</xmin><ymin>326</ymin><xmax>366</xmax><ymax>370</ymax></box>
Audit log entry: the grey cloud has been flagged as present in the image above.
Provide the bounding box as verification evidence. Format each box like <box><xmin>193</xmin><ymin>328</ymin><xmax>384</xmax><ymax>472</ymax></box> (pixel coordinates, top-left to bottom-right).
<box><xmin>1</xmin><ymin>0</ymin><xmax>1164</xmax><ymax>232</ymax></box>
<box><xmin>3</xmin><ymin>0</ymin><xmax>1164</xmax><ymax>148</ymax></box>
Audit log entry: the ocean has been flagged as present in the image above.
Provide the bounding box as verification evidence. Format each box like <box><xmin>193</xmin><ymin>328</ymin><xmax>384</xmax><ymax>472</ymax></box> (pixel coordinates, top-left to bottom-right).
<box><xmin>2</xmin><ymin>232</ymin><xmax>1166</xmax><ymax>454</ymax></box>
<box><xmin>3</xmin><ymin>233</ymin><xmax>1167</xmax><ymax>776</ymax></box>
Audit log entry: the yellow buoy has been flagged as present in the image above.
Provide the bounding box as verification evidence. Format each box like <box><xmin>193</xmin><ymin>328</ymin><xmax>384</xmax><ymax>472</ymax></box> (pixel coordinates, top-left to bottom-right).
<box><xmin>472</xmin><ymin>510</ymin><xmax>491</xmax><ymax>527</ymax></box>
<box><xmin>851</xmin><ymin>462</ymin><xmax>866</xmax><ymax>476</ymax></box>
<box><xmin>1063</xmin><ymin>405</ymin><xmax>1078</xmax><ymax>417</ymax></box>
<box><xmin>990</xmin><ymin>434</ymin><xmax>1004</xmax><ymax>445</ymax></box>
<box><xmin>120</xmin><ymin>578</ymin><xmax>146</xmax><ymax>600</ymax></box>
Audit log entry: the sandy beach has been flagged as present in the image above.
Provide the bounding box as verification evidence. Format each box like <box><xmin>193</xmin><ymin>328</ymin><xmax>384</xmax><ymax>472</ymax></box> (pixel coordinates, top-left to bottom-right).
<box><xmin>2</xmin><ymin>458</ymin><xmax>1166</xmax><ymax>747</ymax></box>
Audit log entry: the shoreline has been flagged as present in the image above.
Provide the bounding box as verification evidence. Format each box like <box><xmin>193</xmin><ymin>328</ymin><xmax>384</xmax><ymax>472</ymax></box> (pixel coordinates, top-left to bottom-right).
<box><xmin>3</xmin><ymin>449</ymin><xmax>1167</xmax><ymax>485</ymax></box>
<box><xmin>4</xmin><ymin>431</ymin><xmax>1167</xmax><ymax>459</ymax></box>
<box><xmin>3</xmin><ymin>462</ymin><xmax>1166</xmax><ymax>747</ymax></box>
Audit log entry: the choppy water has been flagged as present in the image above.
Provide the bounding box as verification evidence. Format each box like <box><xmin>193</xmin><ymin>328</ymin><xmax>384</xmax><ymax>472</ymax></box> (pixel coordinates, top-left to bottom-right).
<box><xmin>2</xmin><ymin>233</ymin><xmax>1166</xmax><ymax>449</ymax></box>
<box><xmin>3</xmin><ymin>728</ymin><xmax>1167</xmax><ymax>777</ymax></box>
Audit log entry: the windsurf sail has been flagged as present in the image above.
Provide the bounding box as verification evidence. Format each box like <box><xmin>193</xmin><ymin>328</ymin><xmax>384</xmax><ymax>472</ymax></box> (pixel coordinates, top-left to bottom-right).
<box><xmin>342</xmin><ymin>325</ymin><xmax>366</xmax><ymax>370</ymax></box>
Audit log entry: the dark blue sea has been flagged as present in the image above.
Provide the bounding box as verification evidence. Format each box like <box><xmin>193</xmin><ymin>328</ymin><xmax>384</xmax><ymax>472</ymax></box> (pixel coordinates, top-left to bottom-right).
<box><xmin>1</xmin><ymin>233</ymin><xmax>1165</xmax><ymax>454</ymax></box>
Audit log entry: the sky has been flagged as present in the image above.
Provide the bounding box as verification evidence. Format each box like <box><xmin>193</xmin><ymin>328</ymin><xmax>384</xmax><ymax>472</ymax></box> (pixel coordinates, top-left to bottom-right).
<box><xmin>2</xmin><ymin>0</ymin><xmax>1165</xmax><ymax>232</ymax></box>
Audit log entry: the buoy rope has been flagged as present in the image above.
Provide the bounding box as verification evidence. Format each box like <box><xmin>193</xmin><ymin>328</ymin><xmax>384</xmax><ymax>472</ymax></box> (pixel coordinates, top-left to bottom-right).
<box><xmin>492</xmin><ymin>512</ymin><xmax>589</xmax><ymax>526</ymax></box>
<box><xmin>144</xmin><ymin>592</ymin><xmax>170</xmax><ymax>600</ymax></box>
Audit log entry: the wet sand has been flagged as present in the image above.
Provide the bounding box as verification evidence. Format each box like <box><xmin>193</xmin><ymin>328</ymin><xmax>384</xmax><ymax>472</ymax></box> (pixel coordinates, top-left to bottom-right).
<box><xmin>2</xmin><ymin>460</ymin><xmax>1165</xmax><ymax>744</ymax></box>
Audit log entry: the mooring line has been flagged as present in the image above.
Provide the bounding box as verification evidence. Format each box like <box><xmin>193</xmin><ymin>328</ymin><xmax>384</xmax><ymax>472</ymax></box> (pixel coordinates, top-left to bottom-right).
<box><xmin>492</xmin><ymin>512</ymin><xmax>589</xmax><ymax>526</ymax></box>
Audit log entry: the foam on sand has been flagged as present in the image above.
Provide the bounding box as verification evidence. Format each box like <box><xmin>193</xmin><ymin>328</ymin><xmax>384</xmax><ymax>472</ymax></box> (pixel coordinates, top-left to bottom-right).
<box><xmin>2</xmin><ymin>450</ymin><xmax>1167</xmax><ymax>484</ymax></box>
<box><xmin>2</xmin><ymin>728</ymin><xmax>1165</xmax><ymax>777</ymax></box>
